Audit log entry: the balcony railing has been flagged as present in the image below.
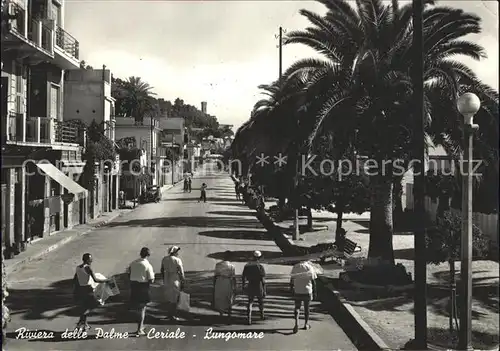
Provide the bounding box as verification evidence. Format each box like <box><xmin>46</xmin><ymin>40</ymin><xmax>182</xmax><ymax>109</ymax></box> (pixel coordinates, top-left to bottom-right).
<box><xmin>55</xmin><ymin>26</ymin><xmax>79</xmax><ymax>60</ymax></box>
<box><xmin>7</xmin><ymin>111</ymin><xmax>24</xmax><ymax>142</ymax></box>
<box><xmin>55</xmin><ymin>120</ymin><xmax>85</xmax><ymax>145</ymax></box>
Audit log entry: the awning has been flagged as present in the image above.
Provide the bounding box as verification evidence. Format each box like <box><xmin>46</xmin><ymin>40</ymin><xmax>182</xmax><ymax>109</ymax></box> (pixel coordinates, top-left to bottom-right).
<box><xmin>36</xmin><ymin>162</ymin><xmax>88</xmax><ymax>200</ymax></box>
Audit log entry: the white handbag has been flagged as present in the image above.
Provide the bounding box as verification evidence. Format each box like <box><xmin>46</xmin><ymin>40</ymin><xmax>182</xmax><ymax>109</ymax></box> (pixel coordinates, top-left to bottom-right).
<box><xmin>178</xmin><ymin>291</ymin><xmax>190</xmax><ymax>312</ymax></box>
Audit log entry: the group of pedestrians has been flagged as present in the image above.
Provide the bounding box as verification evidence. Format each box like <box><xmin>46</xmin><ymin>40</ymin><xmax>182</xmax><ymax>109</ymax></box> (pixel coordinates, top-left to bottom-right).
<box><xmin>73</xmin><ymin>247</ymin><xmax>318</xmax><ymax>335</ymax></box>
<box><xmin>212</xmin><ymin>250</ymin><xmax>318</xmax><ymax>333</ymax></box>
<box><xmin>183</xmin><ymin>173</ymin><xmax>192</xmax><ymax>193</ymax></box>
<box><xmin>73</xmin><ymin>246</ymin><xmax>185</xmax><ymax>336</ymax></box>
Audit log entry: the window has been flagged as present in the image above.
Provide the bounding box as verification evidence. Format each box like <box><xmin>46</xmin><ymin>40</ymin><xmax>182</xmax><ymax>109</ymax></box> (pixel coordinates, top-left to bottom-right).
<box><xmin>51</xmin><ymin>1</ymin><xmax>61</xmax><ymax>26</ymax></box>
<box><xmin>49</xmin><ymin>84</ymin><xmax>60</xmax><ymax>119</ymax></box>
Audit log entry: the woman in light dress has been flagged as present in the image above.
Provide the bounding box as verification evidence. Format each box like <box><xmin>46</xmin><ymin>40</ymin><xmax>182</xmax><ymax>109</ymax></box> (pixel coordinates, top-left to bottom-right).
<box><xmin>161</xmin><ymin>246</ymin><xmax>185</xmax><ymax>321</ymax></box>
<box><xmin>213</xmin><ymin>251</ymin><xmax>236</xmax><ymax>320</ymax></box>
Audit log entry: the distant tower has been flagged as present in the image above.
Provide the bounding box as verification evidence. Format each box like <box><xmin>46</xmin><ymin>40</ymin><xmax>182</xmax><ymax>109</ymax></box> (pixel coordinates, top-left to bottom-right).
<box><xmin>201</xmin><ymin>101</ymin><xmax>207</xmax><ymax>114</ymax></box>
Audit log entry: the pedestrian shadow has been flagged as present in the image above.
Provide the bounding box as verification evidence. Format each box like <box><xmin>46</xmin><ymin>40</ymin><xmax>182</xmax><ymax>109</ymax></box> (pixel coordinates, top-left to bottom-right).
<box><xmin>198</xmin><ymin>230</ymin><xmax>274</xmax><ymax>241</ymax></box>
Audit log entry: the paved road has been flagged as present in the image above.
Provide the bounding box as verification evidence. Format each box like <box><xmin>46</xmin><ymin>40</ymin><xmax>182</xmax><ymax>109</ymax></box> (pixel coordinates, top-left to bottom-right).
<box><xmin>5</xmin><ymin>163</ymin><xmax>356</xmax><ymax>350</ymax></box>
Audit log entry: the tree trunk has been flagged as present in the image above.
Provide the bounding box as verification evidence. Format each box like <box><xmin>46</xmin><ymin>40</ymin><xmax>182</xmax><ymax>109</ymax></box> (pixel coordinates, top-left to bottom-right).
<box><xmin>449</xmin><ymin>258</ymin><xmax>457</xmax><ymax>332</ymax></box>
<box><xmin>306</xmin><ymin>207</ymin><xmax>313</xmax><ymax>230</ymax></box>
<box><xmin>255</xmin><ymin>209</ymin><xmax>302</xmax><ymax>256</ymax></box>
<box><xmin>393</xmin><ymin>178</ymin><xmax>404</xmax><ymax>218</ymax></box>
<box><xmin>368</xmin><ymin>174</ymin><xmax>395</xmax><ymax>264</ymax></box>
<box><xmin>437</xmin><ymin>195</ymin><xmax>450</xmax><ymax>218</ymax></box>
<box><xmin>336</xmin><ymin>210</ymin><xmax>344</xmax><ymax>239</ymax></box>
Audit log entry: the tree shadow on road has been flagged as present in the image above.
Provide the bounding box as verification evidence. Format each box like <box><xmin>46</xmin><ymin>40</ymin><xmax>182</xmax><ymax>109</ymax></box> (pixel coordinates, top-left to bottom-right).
<box><xmin>211</xmin><ymin>202</ymin><xmax>248</xmax><ymax>208</ymax></box>
<box><xmin>198</xmin><ymin>230</ymin><xmax>273</xmax><ymax>241</ymax></box>
<box><xmin>161</xmin><ymin>197</ymin><xmax>239</xmax><ymax>203</ymax></box>
<box><xmin>207</xmin><ymin>251</ymin><xmax>295</xmax><ymax>266</ymax></box>
<box><xmin>104</xmin><ymin>216</ymin><xmax>264</xmax><ymax>229</ymax></box>
<box><xmin>208</xmin><ymin>210</ymin><xmax>257</xmax><ymax>217</ymax></box>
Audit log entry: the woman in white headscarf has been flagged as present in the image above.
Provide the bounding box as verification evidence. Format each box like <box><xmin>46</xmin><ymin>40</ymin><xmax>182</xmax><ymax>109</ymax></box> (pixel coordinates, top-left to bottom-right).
<box><xmin>212</xmin><ymin>250</ymin><xmax>236</xmax><ymax>321</ymax></box>
<box><xmin>161</xmin><ymin>246</ymin><xmax>185</xmax><ymax>321</ymax></box>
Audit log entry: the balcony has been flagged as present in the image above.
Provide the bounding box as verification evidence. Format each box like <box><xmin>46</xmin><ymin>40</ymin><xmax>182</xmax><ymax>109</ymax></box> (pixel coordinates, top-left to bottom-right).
<box><xmin>53</xmin><ymin>25</ymin><xmax>80</xmax><ymax>69</ymax></box>
<box><xmin>4</xmin><ymin>114</ymin><xmax>85</xmax><ymax>148</ymax></box>
<box><xmin>2</xmin><ymin>2</ymin><xmax>54</xmax><ymax>61</ymax></box>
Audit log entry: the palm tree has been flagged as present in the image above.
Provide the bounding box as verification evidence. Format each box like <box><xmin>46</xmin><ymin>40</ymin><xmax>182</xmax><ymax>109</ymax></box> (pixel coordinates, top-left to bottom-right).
<box><xmin>280</xmin><ymin>0</ymin><xmax>497</xmax><ymax>263</ymax></box>
<box><xmin>112</xmin><ymin>76</ymin><xmax>158</xmax><ymax>124</ymax></box>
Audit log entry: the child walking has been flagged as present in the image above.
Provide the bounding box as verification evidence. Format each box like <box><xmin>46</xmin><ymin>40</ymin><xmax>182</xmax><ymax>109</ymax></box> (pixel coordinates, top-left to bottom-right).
<box><xmin>198</xmin><ymin>183</ymin><xmax>207</xmax><ymax>203</ymax></box>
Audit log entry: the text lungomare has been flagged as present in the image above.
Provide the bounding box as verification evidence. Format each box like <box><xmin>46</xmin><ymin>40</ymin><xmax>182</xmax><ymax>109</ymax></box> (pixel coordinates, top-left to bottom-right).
<box><xmin>204</xmin><ymin>328</ymin><xmax>264</xmax><ymax>341</ymax></box>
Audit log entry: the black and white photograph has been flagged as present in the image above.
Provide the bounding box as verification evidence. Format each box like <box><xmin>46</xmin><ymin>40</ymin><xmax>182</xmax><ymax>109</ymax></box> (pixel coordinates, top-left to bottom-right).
<box><xmin>1</xmin><ymin>0</ymin><xmax>498</xmax><ymax>350</ymax></box>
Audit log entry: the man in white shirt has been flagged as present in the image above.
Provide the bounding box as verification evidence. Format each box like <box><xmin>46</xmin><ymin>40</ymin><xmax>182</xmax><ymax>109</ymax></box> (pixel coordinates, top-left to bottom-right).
<box><xmin>127</xmin><ymin>247</ymin><xmax>155</xmax><ymax>336</ymax></box>
<box><xmin>290</xmin><ymin>260</ymin><xmax>317</xmax><ymax>333</ymax></box>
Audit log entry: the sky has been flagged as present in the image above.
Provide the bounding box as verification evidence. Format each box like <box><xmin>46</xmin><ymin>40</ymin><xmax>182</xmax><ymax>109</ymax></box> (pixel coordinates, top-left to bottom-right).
<box><xmin>65</xmin><ymin>0</ymin><xmax>499</xmax><ymax>131</ymax></box>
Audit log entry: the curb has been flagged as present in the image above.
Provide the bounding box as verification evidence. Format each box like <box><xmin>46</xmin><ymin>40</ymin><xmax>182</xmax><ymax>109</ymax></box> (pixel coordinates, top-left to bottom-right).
<box><xmin>5</xmin><ymin>211</ymin><xmax>126</xmax><ymax>277</ymax></box>
<box><xmin>317</xmin><ymin>276</ymin><xmax>391</xmax><ymax>350</ymax></box>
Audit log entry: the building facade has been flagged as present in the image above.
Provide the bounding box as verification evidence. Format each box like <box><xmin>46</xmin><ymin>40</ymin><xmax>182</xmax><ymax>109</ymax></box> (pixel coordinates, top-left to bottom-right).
<box><xmin>1</xmin><ymin>0</ymin><xmax>87</xmax><ymax>258</ymax></box>
<box><xmin>64</xmin><ymin>67</ymin><xmax>119</xmax><ymax>218</ymax></box>
<box><xmin>159</xmin><ymin>117</ymin><xmax>185</xmax><ymax>182</ymax></box>
<box><xmin>115</xmin><ymin>116</ymin><xmax>166</xmax><ymax>187</ymax></box>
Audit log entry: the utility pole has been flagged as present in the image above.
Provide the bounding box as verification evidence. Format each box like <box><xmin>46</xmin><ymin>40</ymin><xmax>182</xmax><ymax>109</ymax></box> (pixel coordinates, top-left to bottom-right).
<box><xmin>171</xmin><ymin>134</ymin><xmax>176</xmax><ymax>185</ymax></box>
<box><xmin>278</xmin><ymin>26</ymin><xmax>283</xmax><ymax>79</ymax></box>
<box><xmin>411</xmin><ymin>0</ymin><xmax>428</xmax><ymax>348</ymax></box>
<box><xmin>150</xmin><ymin>116</ymin><xmax>154</xmax><ymax>185</ymax></box>
<box><xmin>277</xmin><ymin>26</ymin><xmax>299</xmax><ymax>241</ymax></box>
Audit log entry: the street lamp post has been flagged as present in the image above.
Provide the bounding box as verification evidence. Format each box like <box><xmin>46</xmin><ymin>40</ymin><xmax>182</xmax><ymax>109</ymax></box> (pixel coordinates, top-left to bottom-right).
<box><xmin>457</xmin><ymin>92</ymin><xmax>481</xmax><ymax>351</ymax></box>
<box><xmin>172</xmin><ymin>134</ymin><xmax>176</xmax><ymax>185</ymax></box>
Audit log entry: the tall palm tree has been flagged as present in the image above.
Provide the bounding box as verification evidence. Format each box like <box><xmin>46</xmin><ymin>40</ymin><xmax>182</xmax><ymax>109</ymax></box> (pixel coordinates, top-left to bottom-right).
<box><xmin>282</xmin><ymin>0</ymin><xmax>497</xmax><ymax>263</ymax></box>
<box><xmin>112</xmin><ymin>76</ymin><xmax>158</xmax><ymax>124</ymax></box>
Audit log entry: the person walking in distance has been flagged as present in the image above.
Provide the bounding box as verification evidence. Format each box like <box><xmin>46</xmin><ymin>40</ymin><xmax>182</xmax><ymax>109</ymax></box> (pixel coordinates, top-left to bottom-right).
<box><xmin>187</xmin><ymin>176</ymin><xmax>192</xmax><ymax>193</ymax></box>
<box><xmin>73</xmin><ymin>253</ymin><xmax>109</xmax><ymax>331</ymax></box>
<box><xmin>127</xmin><ymin>247</ymin><xmax>155</xmax><ymax>336</ymax></box>
<box><xmin>242</xmin><ymin>251</ymin><xmax>266</xmax><ymax>325</ymax></box>
<box><xmin>198</xmin><ymin>183</ymin><xmax>207</xmax><ymax>203</ymax></box>
<box><xmin>234</xmin><ymin>178</ymin><xmax>241</xmax><ymax>201</ymax></box>
<box><xmin>161</xmin><ymin>246</ymin><xmax>185</xmax><ymax>321</ymax></box>
<box><xmin>290</xmin><ymin>259</ymin><xmax>318</xmax><ymax>333</ymax></box>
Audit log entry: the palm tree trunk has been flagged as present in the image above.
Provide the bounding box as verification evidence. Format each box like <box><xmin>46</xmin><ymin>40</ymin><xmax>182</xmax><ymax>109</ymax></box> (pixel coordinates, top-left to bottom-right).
<box><xmin>368</xmin><ymin>174</ymin><xmax>395</xmax><ymax>264</ymax></box>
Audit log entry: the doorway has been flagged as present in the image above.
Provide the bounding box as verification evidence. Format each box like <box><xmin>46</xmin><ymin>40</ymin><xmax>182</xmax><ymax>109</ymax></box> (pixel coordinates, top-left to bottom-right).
<box><xmin>63</xmin><ymin>188</ymin><xmax>68</xmax><ymax>228</ymax></box>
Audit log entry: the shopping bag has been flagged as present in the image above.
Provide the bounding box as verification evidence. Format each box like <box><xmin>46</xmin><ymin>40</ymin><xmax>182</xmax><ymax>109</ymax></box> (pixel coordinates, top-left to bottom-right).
<box><xmin>107</xmin><ymin>276</ymin><xmax>120</xmax><ymax>296</ymax></box>
<box><xmin>178</xmin><ymin>291</ymin><xmax>190</xmax><ymax>312</ymax></box>
<box><xmin>93</xmin><ymin>283</ymin><xmax>109</xmax><ymax>305</ymax></box>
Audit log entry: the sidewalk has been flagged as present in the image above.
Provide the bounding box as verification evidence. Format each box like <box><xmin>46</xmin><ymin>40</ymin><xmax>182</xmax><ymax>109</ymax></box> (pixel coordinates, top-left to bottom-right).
<box><xmin>4</xmin><ymin>208</ymin><xmax>132</xmax><ymax>277</ymax></box>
